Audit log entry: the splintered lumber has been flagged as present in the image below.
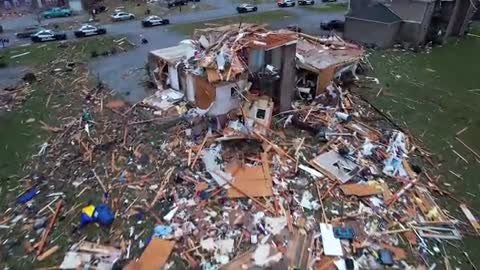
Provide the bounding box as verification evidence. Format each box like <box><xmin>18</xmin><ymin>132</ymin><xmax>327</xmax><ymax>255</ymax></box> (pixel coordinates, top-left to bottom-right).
<box><xmin>91</xmin><ymin>169</ymin><xmax>108</xmax><ymax>193</ymax></box>
<box><xmin>254</xmin><ymin>132</ymin><xmax>295</xmax><ymax>161</ymax></box>
<box><xmin>340</xmin><ymin>183</ymin><xmax>383</xmax><ymax>197</ymax></box>
<box><xmin>456</xmin><ymin>127</ymin><xmax>468</xmax><ymax>136</ymax></box>
<box><xmin>37</xmin><ymin>200</ymin><xmax>63</xmax><ymax>256</ymax></box>
<box><xmin>386</xmin><ymin>178</ymin><xmax>418</xmax><ymax>207</ymax></box>
<box><xmin>150</xmin><ymin>167</ymin><xmax>174</xmax><ymax>208</ymax></box>
<box><xmin>456</xmin><ymin>137</ymin><xmax>480</xmax><ymax>160</ymax></box>
<box><xmin>191</xmin><ymin>135</ymin><xmax>209</xmax><ymax>168</ymax></box>
<box><xmin>37</xmin><ymin>245</ymin><xmax>60</xmax><ymax>261</ymax></box>
<box><xmin>460</xmin><ymin>204</ymin><xmax>480</xmax><ymax>234</ymax></box>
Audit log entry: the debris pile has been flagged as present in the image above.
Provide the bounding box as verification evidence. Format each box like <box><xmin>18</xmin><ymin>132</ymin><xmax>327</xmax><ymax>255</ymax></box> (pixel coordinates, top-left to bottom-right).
<box><xmin>0</xmin><ymin>82</ymin><xmax>33</xmax><ymax>111</ymax></box>
<box><xmin>0</xmin><ymin>24</ymin><xmax>478</xmax><ymax>270</ymax></box>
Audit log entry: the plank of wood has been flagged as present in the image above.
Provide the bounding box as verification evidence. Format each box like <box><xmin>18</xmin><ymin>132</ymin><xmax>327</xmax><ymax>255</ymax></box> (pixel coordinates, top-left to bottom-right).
<box><xmin>456</xmin><ymin>137</ymin><xmax>480</xmax><ymax>160</ymax></box>
<box><xmin>340</xmin><ymin>183</ymin><xmax>383</xmax><ymax>197</ymax></box>
<box><xmin>460</xmin><ymin>204</ymin><xmax>480</xmax><ymax>234</ymax></box>
<box><xmin>91</xmin><ymin>169</ymin><xmax>108</xmax><ymax>193</ymax></box>
<box><xmin>36</xmin><ymin>200</ymin><xmax>63</xmax><ymax>256</ymax></box>
<box><xmin>191</xmin><ymin>135</ymin><xmax>209</xmax><ymax>168</ymax></box>
<box><xmin>37</xmin><ymin>245</ymin><xmax>60</xmax><ymax>261</ymax></box>
<box><xmin>138</xmin><ymin>239</ymin><xmax>175</xmax><ymax>270</ymax></box>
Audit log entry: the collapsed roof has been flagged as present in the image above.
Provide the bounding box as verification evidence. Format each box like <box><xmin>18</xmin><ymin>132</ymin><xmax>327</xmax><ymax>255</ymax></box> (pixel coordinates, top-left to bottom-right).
<box><xmin>296</xmin><ymin>34</ymin><xmax>364</xmax><ymax>72</ymax></box>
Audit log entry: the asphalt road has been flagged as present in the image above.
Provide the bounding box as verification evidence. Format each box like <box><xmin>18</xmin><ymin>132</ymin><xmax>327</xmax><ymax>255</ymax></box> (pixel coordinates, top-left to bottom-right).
<box><xmin>1</xmin><ymin>0</ymin><xmax>346</xmax><ymax>102</ymax></box>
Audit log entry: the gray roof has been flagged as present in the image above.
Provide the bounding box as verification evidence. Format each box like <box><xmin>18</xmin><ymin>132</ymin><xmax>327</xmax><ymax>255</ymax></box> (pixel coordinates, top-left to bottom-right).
<box><xmin>347</xmin><ymin>3</ymin><xmax>402</xmax><ymax>24</ymax></box>
<box><xmin>388</xmin><ymin>0</ymin><xmax>432</xmax><ymax>23</ymax></box>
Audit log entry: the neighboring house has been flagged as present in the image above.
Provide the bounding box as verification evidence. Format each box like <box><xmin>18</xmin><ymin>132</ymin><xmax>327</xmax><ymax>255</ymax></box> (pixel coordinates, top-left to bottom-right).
<box><xmin>1</xmin><ymin>0</ymin><xmax>69</xmax><ymax>10</ymax></box>
<box><xmin>344</xmin><ymin>0</ymin><xmax>478</xmax><ymax>48</ymax></box>
<box><xmin>344</xmin><ymin>3</ymin><xmax>403</xmax><ymax>48</ymax></box>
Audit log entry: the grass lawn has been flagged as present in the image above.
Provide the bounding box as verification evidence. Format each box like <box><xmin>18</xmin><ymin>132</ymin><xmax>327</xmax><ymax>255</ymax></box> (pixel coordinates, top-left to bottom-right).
<box><xmin>0</xmin><ymin>36</ymin><xmax>134</xmax><ymax>67</ymax></box>
<box><xmin>0</xmin><ymin>35</ymin><xmax>134</xmax><ymax>197</ymax></box>
<box><xmin>170</xmin><ymin>9</ymin><xmax>295</xmax><ymax>35</ymax></box>
<box><xmin>364</xmin><ymin>26</ymin><xmax>480</xmax><ymax>267</ymax></box>
<box><xmin>301</xmin><ymin>2</ymin><xmax>348</xmax><ymax>12</ymax></box>
<box><xmin>0</xmin><ymin>36</ymin><xmax>137</xmax><ymax>268</ymax></box>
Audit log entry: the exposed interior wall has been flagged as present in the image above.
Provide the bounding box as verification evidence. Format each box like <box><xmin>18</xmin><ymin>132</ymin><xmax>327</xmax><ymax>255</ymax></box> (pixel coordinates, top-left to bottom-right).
<box><xmin>244</xmin><ymin>97</ymin><xmax>274</xmax><ymax>135</ymax></box>
<box><xmin>168</xmin><ymin>64</ymin><xmax>179</xmax><ymax>91</ymax></box>
<box><xmin>317</xmin><ymin>66</ymin><xmax>336</xmax><ymax>95</ymax></box>
<box><xmin>207</xmin><ymin>81</ymin><xmax>244</xmax><ymax>116</ymax></box>
<box><xmin>279</xmin><ymin>43</ymin><xmax>297</xmax><ymax>112</ymax></box>
<box><xmin>186</xmin><ymin>74</ymin><xmax>195</xmax><ymax>103</ymax></box>
<box><xmin>194</xmin><ymin>76</ymin><xmax>216</xmax><ymax>110</ymax></box>
<box><xmin>248</xmin><ymin>49</ymin><xmax>265</xmax><ymax>73</ymax></box>
<box><xmin>296</xmin><ymin>69</ymin><xmax>318</xmax><ymax>99</ymax></box>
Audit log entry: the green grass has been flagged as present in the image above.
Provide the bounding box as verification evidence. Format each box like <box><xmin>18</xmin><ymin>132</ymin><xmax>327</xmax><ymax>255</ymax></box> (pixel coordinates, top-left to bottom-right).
<box><xmin>301</xmin><ymin>2</ymin><xmax>348</xmax><ymax>12</ymax></box>
<box><xmin>0</xmin><ymin>36</ymin><xmax>134</xmax><ymax>67</ymax></box>
<box><xmin>170</xmin><ymin>10</ymin><xmax>295</xmax><ymax>35</ymax></box>
<box><xmin>0</xmin><ymin>36</ymin><xmax>134</xmax><ymax>202</ymax></box>
<box><xmin>365</xmin><ymin>26</ymin><xmax>480</xmax><ymax>267</ymax></box>
<box><xmin>0</xmin><ymin>35</ymin><xmax>138</xmax><ymax>268</ymax></box>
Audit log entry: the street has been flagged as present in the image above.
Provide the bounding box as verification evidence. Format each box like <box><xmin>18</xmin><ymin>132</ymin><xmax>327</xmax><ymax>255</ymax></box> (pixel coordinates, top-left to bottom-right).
<box><xmin>1</xmin><ymin>0</ymin><xmax>346</xmax><ymax>102</ymax></box>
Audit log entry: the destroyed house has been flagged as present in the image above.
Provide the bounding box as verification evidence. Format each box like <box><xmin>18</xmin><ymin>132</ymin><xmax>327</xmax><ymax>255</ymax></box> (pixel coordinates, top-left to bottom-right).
<box><xmin>148</xmin><ymin>25</ymin><xmax>298</xmax><ymax>117</ymax></box>
<box><xmin>295</xmin><ymin>34</ymin><xmax>364</xmax><ymax>97</ymax></box>
<box><xmin>147</xmin><ymin>25</ymin><xmax>363</xmax><ymax>123</ymax></box>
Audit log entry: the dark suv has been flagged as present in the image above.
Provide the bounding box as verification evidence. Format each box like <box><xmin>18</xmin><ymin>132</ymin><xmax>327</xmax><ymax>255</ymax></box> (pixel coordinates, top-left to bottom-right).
<box><xmin>167</xmin><ymin>0</ymin><xmax>187</xmax><ymax>8</ymax></box>
<box><xmin>321</xmin><ymin>19</ymin><xmax>345</xmax><ymax>31</ymax></box>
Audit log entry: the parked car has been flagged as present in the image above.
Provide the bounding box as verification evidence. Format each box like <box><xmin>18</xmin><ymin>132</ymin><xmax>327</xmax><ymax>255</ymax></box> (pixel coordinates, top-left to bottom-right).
<box><xmin>15</xmin><ymin>26</ymin><xmax>44</xmax><ymax>38</ymax></box>
<box><xmin>31</xmin><ymin>29</ymin><xmax>67</xmax><ymax>42</ymax></box>
<box><xmin>320</xmin><ymin>19</ymin><xmax>345</xmax><ymax>31</ymax></box>
<box><xmin>167</xmin><ymin>0</ymin><xmax>187</xmax><ymax>8</ymax></box>
<box><xmin>142</xmin><ymin>16</ymin><xmax>170</xmax><ymax>27</ymax></box>
<box><xmin>42</xmin><ymin>7</ymin><xmax>72</xmax><ymax>18</ymax></box>
<box><xmin>278</xmin><ymin>0</ymin><xmax>295</xmax><ymax>7</ymax></box>
<box><xmin>111</xmin><ymin>12</ymin><xmax>135</xmax><ymax>21</ymax></box>
<box><xmin>74</xmin><ymin>24</ymin><xmax>107</xmax><ymax>38</ymax></box>
<box><xmin>236</xmin><ymin>4</ymin><xmax>257</xmax><ymax>13</ymax></box>
<box><xmin>298</xmin><ymin>0</ymin><xmax>315</xmax><ymax>5</ymax></box>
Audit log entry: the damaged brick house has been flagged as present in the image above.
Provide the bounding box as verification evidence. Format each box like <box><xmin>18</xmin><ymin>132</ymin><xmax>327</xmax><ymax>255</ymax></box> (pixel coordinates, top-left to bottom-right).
<box><xmin>344</xmin><ymin>0</ymin><xmax>478</xmax><ymax>48</ymax></box>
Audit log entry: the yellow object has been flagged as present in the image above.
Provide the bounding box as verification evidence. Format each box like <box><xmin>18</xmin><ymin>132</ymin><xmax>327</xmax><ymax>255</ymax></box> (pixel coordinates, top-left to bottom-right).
<box><xmin>82</xmin><ymin>205</ymin><xmax>95</xmax><ymax>217</ymax></box>
<box><xmin>426</xmin><ymin>207</ymin><xmax>440</xmax><ymax>220</ymax></box>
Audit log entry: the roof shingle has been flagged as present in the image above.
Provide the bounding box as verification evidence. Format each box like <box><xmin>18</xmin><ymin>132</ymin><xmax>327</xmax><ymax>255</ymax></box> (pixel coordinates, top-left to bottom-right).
<box><xmin>347</xmin><ymin>3</ymin><xmax>402</xmax><ymax>24</ymax></box>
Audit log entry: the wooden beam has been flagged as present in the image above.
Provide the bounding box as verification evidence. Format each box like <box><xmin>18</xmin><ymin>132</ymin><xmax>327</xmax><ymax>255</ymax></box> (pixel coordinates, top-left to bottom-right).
<box><xmin>36</xmin><ymin>200</ymin><xmax>63</xmax><ymax>256</ymax></box>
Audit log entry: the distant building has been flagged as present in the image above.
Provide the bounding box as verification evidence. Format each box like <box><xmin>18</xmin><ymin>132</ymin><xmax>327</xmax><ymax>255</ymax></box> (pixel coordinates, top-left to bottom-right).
<box><xmin>0</xmin><ymin>0</ymin><xmax>69</xmax><ymax>11</ymax></box>
<box><xmin>344</xmin><ymin>0</ymin><xmax>479</xmax><ymax>48</ymax></box>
